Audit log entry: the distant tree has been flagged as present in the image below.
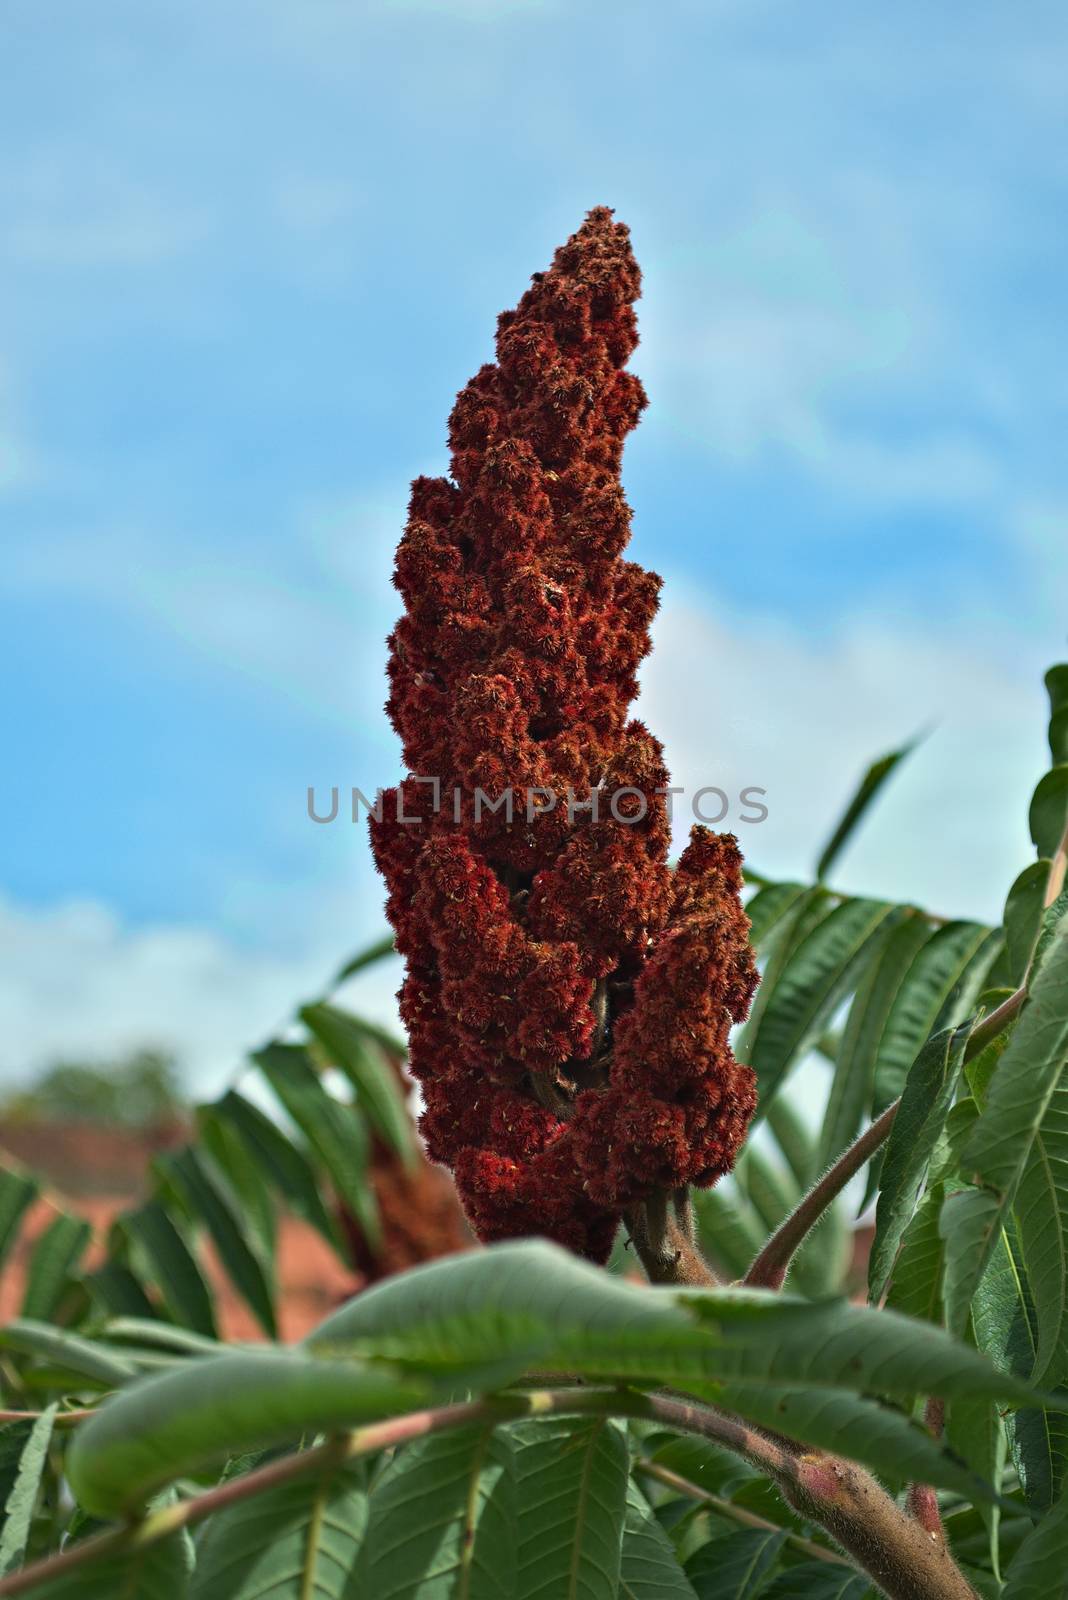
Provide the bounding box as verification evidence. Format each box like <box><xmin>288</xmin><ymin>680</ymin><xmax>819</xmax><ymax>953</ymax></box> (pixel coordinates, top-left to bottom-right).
<box><xmin>1</xmin><ymin>1048</ymin><xmax>184</xmax><ymax>1129</ymax></box>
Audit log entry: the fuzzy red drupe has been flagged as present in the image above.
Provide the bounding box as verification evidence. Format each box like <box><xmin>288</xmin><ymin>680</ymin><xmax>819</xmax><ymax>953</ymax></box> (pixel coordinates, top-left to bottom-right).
<box><xmin>372</xmin><ymin>208</ymin><xmax>758</xmax><ymax>1260</ymax></box>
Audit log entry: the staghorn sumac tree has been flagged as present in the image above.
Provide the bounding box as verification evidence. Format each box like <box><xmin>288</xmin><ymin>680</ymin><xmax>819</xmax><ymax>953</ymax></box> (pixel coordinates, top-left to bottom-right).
<box><xmin>2</xmin><ymin>212</ymin><xmax>1068</xmax><ymax>1600</ymax></box>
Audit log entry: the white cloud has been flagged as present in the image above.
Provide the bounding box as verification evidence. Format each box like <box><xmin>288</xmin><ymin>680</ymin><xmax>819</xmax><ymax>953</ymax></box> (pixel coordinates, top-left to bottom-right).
<box><xmin>639</xmin><ymin>591</ymin><xmax>1050</xmax><ymax>924</ymax></box>
<box><xmin>0</xmin><ymin>891</ymin><xmax>403</xmax><ymax>1100</ymax></box>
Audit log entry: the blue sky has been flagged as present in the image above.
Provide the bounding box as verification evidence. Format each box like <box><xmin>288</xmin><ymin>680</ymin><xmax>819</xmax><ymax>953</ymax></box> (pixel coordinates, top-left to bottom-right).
<box><xmin>3</xmin><ymin>0</ymin><xmax>1067</xmax><ymax>1091</ymax></box>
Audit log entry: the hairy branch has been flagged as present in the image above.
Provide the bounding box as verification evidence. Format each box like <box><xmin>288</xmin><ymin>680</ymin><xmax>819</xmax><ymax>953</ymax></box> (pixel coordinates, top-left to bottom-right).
<box><xmin>743</xmin><ymin>1099</ymin><xmax>900</xmax><ymax>1290</ymax></box>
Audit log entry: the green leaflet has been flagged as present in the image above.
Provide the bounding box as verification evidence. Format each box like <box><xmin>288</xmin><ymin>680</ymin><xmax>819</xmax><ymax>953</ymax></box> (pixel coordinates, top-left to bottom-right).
<box><xmin>885</xmin><ymin>1181</ymin><xmax>945</xmax><ymax>1326</ymax></box>
<box><xmin>306</xmin><ymin>1239</ymin><xmax>702</xmax><ymax>1377</ymax></box>
<box><xmin>82</xmin><ymin>1261</ymin><xmax>158</xmax><ymax>1321</ymax></box>
<box><xmin>762</xmin><ymin>1565</ymin><xmax>873</xmax><ymax>1598</ymax></box>
<box><xmin>946</xmin><ymin>1318</ymin><xmax>1008</xmax><ymax>1580</ymax></box>
<box><xmin>1048</xmin><ymin>664</ymin><xmax>1068</xmax><ymax>724</ymax></box>
<box><xmin>332</xmin><ymin>933</ymin><xmax>397</xmax><ymax>985</ymax></box>
<box><xmin>742</xmin><ymin>882</ymin><xmax>812</xmax><ymax>953</ymax></box>
<box><xmin>157</xmin><ymin>1146</ymin><xmax>277</xmax><ymax>1339</ymax></box>
<box><xmin>764</xmin><ymin>1094</ymin><xmax>817</xmax><ymax>1193</ymax></box>
<box><xmin>511</xmin><ymin>1416</ymin><xmax>629</xmax><ymax>1600</ymax></box>
<box><xmin>0</xmin><ymin>1425</ymin><xmax>35</xmax><ymax>1525</ymax></box>
<box><xmin>743</xmin><ymin>897</ymin><xmax>899</xmax><ymax>1112</ymax></box>
<box><xmin>0</xmin><ymin>1318</ymin><xmax>138</xmax><ymax>1388</ymax></box>
<box><xmin>815</xmin><ymin>737</ymin><xmax>919</xmax><ymax>884</ymax></box>
<box><xmin>212</xmin><ymin>1089</ymin><xmax>343</xmax><ymax>1257</ymax></box>
<box><xmin>1001</xmin><ymin>1481</ymin><xmax>1068</xmax><ymax>1599</ymax></box>
<box><xmin>819</xmin><ymin>912</ymin><xmax>932</xmax><ymax>1171</ymax></box>
<box><xmin>300</xmin><ymin>1002</ymin><xmax>416</xmax><ymax>1169</ymax></box>
<box><xmin>1029</xmin><ymin>765</ymin><xmax>1068</xmax><ymax>860</ymax></box>
<box><xmin>253</xmin><ymin>1043</ymin><xmax>380</xmax><ymax>1250</ymax></box>
<box><xmin>644</xmin><ymin>1433</ymin><xmax>755</xmax><ymax>1500</ymax></box>
<box><xmin>0</xmin><ymin>1164</ymin><xmax>38</xmax><ymax>1278</ymax></box>
<box><xmin>23</xmin><ymin>1527</ymin><xmax>193</xmax><ymax>1599</ymax></box>
<box><xmin>309</xmin><ymin>1241</ymin><xmax>1040</xmax><ymax>1442</ymax></box>
<box><xmin>116</xmin><ymin>1200</ymin><xmax>218</xmax><ymax>1339</ymax></box>
<box><xmin>193</xmin><ymin>1463</ymin><xmax>367</xmax><ymax>1600</ymax></box>
<box><xmin>869</xmin><ymin>1022</ymin><xmax>973</xmax><ymax>1302</ymax></box>
<box><xmin>195</xmin><ymin>1108</ymin><xmax>277</xmax><ymax>1261</ymax></box>
<box><xmin>959</xmin><ymin>917</ymin><xmax>1068</xmax><ymax>1382</ymax></box>
<box><xmin>971</xmin><ymin>1223</ymin><xmax>1068</xmax><ymax>1515</ymax></box>
<box><xmin>0</xmin><ymin>1404</ymin><xmax>56</xmax><ymax>1578</ymax></box>
<box><xmin>66</xmin><ymin>1351</ymin><xmax>429</xmax><ymax>1517</ymax></box>
<box><xmin>871</xmin><ymin>921</ymin><xmax>993</xmax><ymax>1114</ymax></box>
<box><xmin>619</xmin><ymin>1480</ymin><xmax>698</xmax><ymax>1600</ymax></box>
<box><xmin>357</xmin><ymin>1426</ymin><xmax>513</xmax><ymax>1599</ymax></box>
<box><xmin>1004</xmin><ymin>862</ymin><xmax>1052</xmax><ymax>987</ymax></box>
<box><xmin>706</xmin><ymin>1383</ymin><xmax>996</xmax><ymax>1501</ymax></box>
<box><xmin>20</xmin><ymin>1213</ymin><xmax>91</xmax><ymax>1321</ymax></box>
<box><xmin>685</xmin><ymin>1527</ymin><xmax>785</xmax><ymax>1598</ymax></box>
<box><xmin>101</xmin><ymin>1319</ymin><xmax>222</xmax><ymax>1357</ymax></box>
<box><xmin>692</xmin><ymin>1185</ymin><xmax>766</xmax><ymax>1282</ymax></box>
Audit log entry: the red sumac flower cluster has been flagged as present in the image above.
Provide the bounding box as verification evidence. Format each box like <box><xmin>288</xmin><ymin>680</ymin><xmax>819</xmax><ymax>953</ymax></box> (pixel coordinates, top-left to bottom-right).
<box><xmin>372</xmin><ymin>207</ymin><xmax>758</xmax><ymax>1260</ymax></box>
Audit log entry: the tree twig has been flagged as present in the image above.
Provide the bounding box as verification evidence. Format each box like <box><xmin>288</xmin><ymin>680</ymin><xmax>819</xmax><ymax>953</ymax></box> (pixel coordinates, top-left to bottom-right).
<box><xmin>743</xmin><ymin>1100</ymin><xmax>900</xmax><ymax>1290</ymax></box>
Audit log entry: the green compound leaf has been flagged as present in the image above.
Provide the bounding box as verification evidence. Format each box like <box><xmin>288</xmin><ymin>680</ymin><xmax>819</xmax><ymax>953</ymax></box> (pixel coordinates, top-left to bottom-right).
<box><xmin>512</xmin><ymin>1416</ymin><xmax>629</xmax><ymax>1600</ymax></box>
<box><xmin>1001</xmin><ymin>1480</ymin><xmax>1068</xmax><ymax>1600</ymax></box>
<box><xmin>213</xmin><ymin>1089</ymin><xmax>343</xmax><ymax>1257</ymax></box>
<box><xmin>300</xmin><ymin>1002</ymin><xmax>416</xmax><ymax>1170</ymax></box>
<box><xmin>819</xmin><ymin>912</ymin><xmax>932</xmax><ymax>1171</ymax></box>
<box><xmin>762</xmin><ymin>1564</ymin><xmax>873</xmax><ymax>1598</ymax></box>
<box><xmin>357</xmin><ymin>1426</ymin><xmax>513</xmax><ymax>1599</ymax></box>
<box><xmin>157</xmin><ymin>1146</ymin><xmax>277</xmax><ymax>1339</ymax></box>
<box><xmin>0</xmin><ymin>1164</ymin><xmax>38</xmax><ymax>1279</ymax></box>
<box><xmin>815</xmin><ymin>738</ymin><xmax>919</xmax><ymax>884</ymax></box>
<box><xmin>66</xmin><ymin>1350</ymin><xmax>429</xmax><ymax>1518</ymax></box>
<box><xmin>685</xmin><ymin>1527</ymin><xmax>785</xmax><ymax>1599</ymax></box>
<box><xmin>1029</xmin><ymin>765</ymin><xmax>1068</xmax><ymax>861</ymax></box>
<box><xmin>619</xmin><ymin>1479</ymin><xmax>697</xmax><ymax>1599</ymax></box>
<box><xmin>253</xmin><ymin>1043</ymin><xmax>380</xmax><ymax>1251</ymax></box>
<box><xmin>871</xmin><ymin>921</ymin><xmax>993</xmax><ymax>1114</ymax></box>
<box><xmin>869</xmin><ymin>1022</ymin><xmax>973</xmax><ymax>1302</ymax></box>
<box><xmin>742</xmin><ymin>897</ymin><xmax>900</xmax><ymax>1112</ymax></box>
<box><xmin>20</xmin><ymin>1213</ymin><xmax>91</xmax><ymax>1321</ymax></box>
<box><xmin>0</xmin><ymin>1404</ymin><xmax>56</xmax><ymax>1578</ymax></box>
<box><xmin>958</xmin><ymin>917</ymin><xmax>1068</xmax><ymax>1380</ymax></box>
<box><xmin>193</xmin><ymin>1462</ymin><xmax>367</xmax><ymax>1600</ymax></box>
<box><xmin>115</xmin><ymin>1200</ymin><xmax>218</xmax><ymax>1339</ymax></box>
